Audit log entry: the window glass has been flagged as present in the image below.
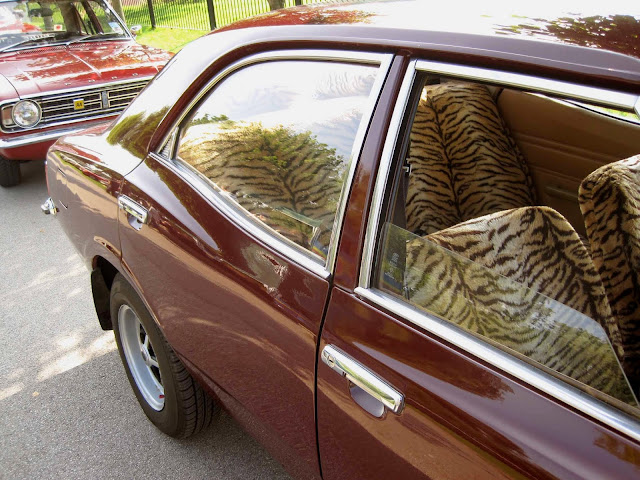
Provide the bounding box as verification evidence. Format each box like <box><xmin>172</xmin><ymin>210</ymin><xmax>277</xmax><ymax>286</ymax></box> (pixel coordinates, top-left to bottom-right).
<box><xmin>379</xmin><ymin>223</ymin><xmax>636</xmax><ymax>406</ymax></box>
<box><xmin>177</xmin><ymin>60</ymin><xmax>378</xmax><ymax>261</ymax></box>
<box><xmin>373</xmin><ymin>75</ymin><xmax>640</xmax><ymax>412</ymax></box>
<box><xmin>0</xmin><ymin>0</ymin><xmax>125</xmax><ymax>48</ymax></box>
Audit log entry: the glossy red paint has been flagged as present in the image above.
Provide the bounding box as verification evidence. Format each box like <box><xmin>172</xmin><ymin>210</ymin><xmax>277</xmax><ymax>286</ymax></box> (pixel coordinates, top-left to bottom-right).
<box><xmin>220</xmin><ymin>2</ymin><xmax>640</xmax><ymax>62</ymax></box>
<box><xmin>45</xmin><ymin>2</ymin><xmax>640</xmax><ymax>479</ymax></box>
<box><xmin>0</xmin><ymin>41</ymin><xmax>166</xmax><ymax>97</ymax></box>
<box><xmin>46</xmin><ymin>124</ymin><xmax>141</xmax><ymax>268</ymax></box>
<box><xmin>1</xmin><ymin>115</ymin><xmax>115</xmax><ymax>160</ymax></box>
<box><xmin>318</xmin><ymin>288</ymin><xmax>640</xmax><ymax>480</ymax></box>
<box><xmin>1</xmin><ymin>24</ymin><xmax>171</xmax><ymax>179</ymax></box>
<box><xmin>118</xmin><ymin>157</ymin><xmax>326</xmax><ymax>479</ymax></box>
<box><xmin>333</xmin><ymin>54</ymin><xmax>408</xmax><ymax>290</ymax></box>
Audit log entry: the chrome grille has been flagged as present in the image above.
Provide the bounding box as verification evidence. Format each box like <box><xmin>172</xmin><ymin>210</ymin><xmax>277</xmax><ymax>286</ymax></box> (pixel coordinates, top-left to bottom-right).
<box><xmin>41</xmin><ymin>91</ymin><xmax>103</xmax><ymax>121</ymax></box>
<box><xmin>1</xmin><ymin>79</ymin><xmax>150</xmax><ymax>132</ymax></box>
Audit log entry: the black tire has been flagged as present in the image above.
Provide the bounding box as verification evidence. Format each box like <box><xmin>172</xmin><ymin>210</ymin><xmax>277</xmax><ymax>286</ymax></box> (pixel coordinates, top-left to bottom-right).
<box><xmin>0</xmin><ymin>157</ymin><xmax>20</xmax><ymax>187</ymax></box>
<box><xmin>110</xmin><ymin>273</ymin><xmax>216</xmax><ymax>438</ymax></box>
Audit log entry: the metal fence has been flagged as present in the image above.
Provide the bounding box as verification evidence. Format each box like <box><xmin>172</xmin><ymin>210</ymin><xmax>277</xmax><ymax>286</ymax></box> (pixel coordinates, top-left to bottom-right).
<box><xmin>120</xmin><ymin>0</ymin><xmax>358</xmax><ymax>31</ymax></box>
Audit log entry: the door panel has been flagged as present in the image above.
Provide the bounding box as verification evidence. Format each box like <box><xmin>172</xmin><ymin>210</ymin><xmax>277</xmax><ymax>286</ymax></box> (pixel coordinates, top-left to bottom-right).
<box><xmin>119</xmin><ymin>157</ymin><xmax>326</xmax><ymax>479</ymax></box>
<box><xmin>317</xmin><ymin>288</ymin><xmax>640</xmax><ymax>480</ymax></box>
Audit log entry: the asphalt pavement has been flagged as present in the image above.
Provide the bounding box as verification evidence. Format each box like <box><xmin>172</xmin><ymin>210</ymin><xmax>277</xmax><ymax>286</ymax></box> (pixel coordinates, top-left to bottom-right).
<box><xmin>0</xmin><ymin>160</ymin><xmax>291</xmax><ymax>480</ymax></box>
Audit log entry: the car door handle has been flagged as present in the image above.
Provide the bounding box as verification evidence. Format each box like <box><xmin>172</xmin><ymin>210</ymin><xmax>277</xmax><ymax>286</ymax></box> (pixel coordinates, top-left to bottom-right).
<box><xmin>118</xmin><ymin>195</ymin><xmax>148</xmax><ymax>225</ymax></box>
<box><xmin>321</xmin><ymin>345</ymin><xmax>404</xmax><ymax>416</ymax></box>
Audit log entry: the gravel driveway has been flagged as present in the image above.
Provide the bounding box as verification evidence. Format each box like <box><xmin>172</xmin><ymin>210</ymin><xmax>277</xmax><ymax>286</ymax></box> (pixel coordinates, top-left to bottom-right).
<box><xmin>0</xmin><ymin>161</ymin><xmax>291</xmax><ymax>480</ymax></box>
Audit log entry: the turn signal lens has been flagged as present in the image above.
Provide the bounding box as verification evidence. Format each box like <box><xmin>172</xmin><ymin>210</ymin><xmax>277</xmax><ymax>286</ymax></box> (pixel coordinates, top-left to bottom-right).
<box><xmin>12</xmin><ymin>100</ymin><xmax>41</xmax><ymax>128</ymax></box>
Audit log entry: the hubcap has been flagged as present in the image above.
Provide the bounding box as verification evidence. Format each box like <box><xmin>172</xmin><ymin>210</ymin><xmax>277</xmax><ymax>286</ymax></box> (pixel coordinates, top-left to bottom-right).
<box><xmin>118</xmin><ymin>304</ymin><xmax>165</xmax><ymax>411</ymax></box>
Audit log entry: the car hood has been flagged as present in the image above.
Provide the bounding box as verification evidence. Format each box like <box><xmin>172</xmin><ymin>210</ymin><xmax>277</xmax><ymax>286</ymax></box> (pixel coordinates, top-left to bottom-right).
<box><xmin>0</xmin><ymin>40</ymin><xmax>172</xmax><ymax>99</ymax></box>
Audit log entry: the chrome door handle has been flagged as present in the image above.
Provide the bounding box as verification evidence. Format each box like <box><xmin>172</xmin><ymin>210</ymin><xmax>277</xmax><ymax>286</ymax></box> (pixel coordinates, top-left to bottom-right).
<box><xmin>321</xmin><ymin>345</ymin><xmax>404</xmax><ymax>415</ymax></box>
<box><xmin>118</xmin><ymin>195</ymin><xmax>148</xmax><ymax>224</ymax></box>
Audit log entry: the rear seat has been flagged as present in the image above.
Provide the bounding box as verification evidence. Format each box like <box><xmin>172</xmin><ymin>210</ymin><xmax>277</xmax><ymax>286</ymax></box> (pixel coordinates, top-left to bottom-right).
<box><xmin>405</xmin><ymin>82</ymin><xmax>536</xmax><ymax>236</ymax></box>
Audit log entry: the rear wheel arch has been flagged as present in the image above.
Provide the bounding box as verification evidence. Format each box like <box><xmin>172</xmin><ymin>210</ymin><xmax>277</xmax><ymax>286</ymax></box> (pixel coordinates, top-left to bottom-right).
<box><xmin>91</xmin><ymin>256</ymin><xmax>120</xmax><ymax>330</ymax></box>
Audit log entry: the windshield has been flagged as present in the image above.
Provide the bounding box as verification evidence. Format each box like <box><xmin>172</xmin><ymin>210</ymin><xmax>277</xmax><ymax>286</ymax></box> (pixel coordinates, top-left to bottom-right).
<box><xmin>0</xmin><ymin>0</ymin><xmax>127</xmax><ymax>51</ymax></box>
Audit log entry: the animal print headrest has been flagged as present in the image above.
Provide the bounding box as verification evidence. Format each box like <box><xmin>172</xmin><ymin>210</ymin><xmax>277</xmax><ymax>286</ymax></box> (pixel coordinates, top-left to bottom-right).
<box><xmin>405</xmin><ymin>81</ymin><xmax>535</xmax><ymax>236</ymax></box>
<box><xmin>579</xmin><ymin>154</ymin><xmax>640</xmax><ymax>391</ymax></box>
<box><xmin>580</xmin><ymin>155</ymin><xmax>640</xmax><ymax>208</ymax></box>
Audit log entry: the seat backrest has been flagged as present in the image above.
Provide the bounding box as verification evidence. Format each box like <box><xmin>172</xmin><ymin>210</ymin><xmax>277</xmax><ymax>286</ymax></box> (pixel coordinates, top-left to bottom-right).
<box><xmin>579</xmin><ymin>154</ymin><xmax>640</xmax><ymax>389</ymax></box>
<box><xmin>404</xmin><ymin>206</ymin><xmax>633</xmax><ymax>403</ymax></box>
<box><xmin>406</xmin><ymin>82</ymin><xmax>536</xmax><ymax>236</ymax></box>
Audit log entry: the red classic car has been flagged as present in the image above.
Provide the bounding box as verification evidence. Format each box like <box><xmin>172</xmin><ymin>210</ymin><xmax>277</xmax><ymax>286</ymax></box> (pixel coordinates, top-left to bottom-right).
<box><xmin>0</xmin><ymin>0</ymin><xmax>171</xmax><ymax>187</ymax></box>
<box><xmin>44</xmin><ymin>1</ymin><xmax>640</xmax><ymax>479</ymax></box>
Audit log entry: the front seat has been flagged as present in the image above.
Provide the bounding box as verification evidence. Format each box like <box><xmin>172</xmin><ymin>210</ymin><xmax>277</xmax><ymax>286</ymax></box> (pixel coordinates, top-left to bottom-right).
<box><xmin>579</xmin><ymin>154</ymin><xmax>640</xmax><ymax>392</ymax></box>
<box><xmin>404</xmin><ymin>205</ymin><xmax>635</xmax><ymax>405</ymax></box>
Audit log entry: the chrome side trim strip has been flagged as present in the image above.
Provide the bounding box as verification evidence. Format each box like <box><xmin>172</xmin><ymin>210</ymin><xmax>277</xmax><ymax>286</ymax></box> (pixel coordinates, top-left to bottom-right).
<box><xmin>359</xmin><ymin>60</ymin><xmax>417</xmax><ymax>289</ymax></box>
<box><xmin>322</xmin><ymin>344</ymin><xmax>404</xmax><ymax>415</ymax></box>
<box><xmin>156</xmin><ymin>49</ymin><xmax>392</xmax><ymax>277</ymax></box>
<box><xmin>355</xmin><ymin>287</ymin><xmax>640</xmax><ymax>442</ymax></box>
<box><xmin>150</xmin><ymin>153</ymin><xmax>331</xmax><ymax>279</ymax></box>
<box><xmin>415</xmin><ymin>60</ymin><xmax>639</xmax><ymax>111</ymax></box>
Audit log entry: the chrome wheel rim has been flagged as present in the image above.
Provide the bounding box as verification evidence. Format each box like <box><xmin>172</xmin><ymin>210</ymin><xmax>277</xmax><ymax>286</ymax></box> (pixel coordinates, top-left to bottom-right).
<box><xmin>118</xmin><ymin>304</ymin><xmax>165</xmax><ymax>411</ymax></box>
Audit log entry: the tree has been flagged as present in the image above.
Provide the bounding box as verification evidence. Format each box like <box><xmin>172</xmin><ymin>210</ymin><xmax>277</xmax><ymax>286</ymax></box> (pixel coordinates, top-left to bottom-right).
<box><xmin>109</xmin><ymin>0</ymin><xmax>126</xmax><ymax>23</ymax></box>
<box><xmin>267</xmin><ymin>0</ymin><xmax>286</xmax><ymax>11</ymax></box>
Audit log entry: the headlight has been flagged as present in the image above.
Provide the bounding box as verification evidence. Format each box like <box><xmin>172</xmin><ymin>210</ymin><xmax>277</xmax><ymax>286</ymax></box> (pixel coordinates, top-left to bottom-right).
<box><xmin>12</xmin><ymin>100</ymin><xmax>41</xmax><ymax>128</ymax></box>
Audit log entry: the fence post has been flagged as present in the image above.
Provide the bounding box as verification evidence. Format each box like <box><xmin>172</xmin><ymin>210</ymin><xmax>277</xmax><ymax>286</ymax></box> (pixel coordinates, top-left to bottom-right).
<box><xmin>146</xmin><ymin>0</ymin><xmax>156</xmax><ymax>29</ymax></box>
<box><xmin>206</xmin><ymin>0</ymin><xmax>216</xmax><ymax>30</ymax></box>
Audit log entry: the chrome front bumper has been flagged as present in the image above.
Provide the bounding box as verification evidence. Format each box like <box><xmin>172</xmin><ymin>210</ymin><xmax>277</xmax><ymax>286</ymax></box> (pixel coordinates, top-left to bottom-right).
<box><xmin>41</xmin><ymin>197</ymin><xmax>58</xmax><ymax>216</ymax></box>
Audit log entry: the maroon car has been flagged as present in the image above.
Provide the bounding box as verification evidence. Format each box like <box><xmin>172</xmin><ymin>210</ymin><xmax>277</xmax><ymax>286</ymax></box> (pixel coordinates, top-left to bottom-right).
<box><xmin>44</xmin><ymin>2</ymin><xmax>640</xmax><ymax>479</ymax></box>
<box><xmin>0</xmin><ymin>0</ymin><xmax>171</xmax><ymax>187</ymax></box>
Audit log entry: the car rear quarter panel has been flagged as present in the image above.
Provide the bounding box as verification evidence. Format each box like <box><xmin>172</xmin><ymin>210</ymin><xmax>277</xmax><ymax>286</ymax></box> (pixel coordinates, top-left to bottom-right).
<box><xmin>117</xmin><ymin>156</ymin><xmax>327</xmax><ymax>479</ymax></box>
<box><xmin>47</xmin><ymin>129</ymin><xmax>138</xmax><ymax>271</ymax></box>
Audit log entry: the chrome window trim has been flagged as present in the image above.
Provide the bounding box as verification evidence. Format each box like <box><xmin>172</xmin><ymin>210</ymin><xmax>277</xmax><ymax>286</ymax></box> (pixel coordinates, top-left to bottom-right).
<box><xmin>151</xmin><ymin>152</ymin><xmax>331</xmax><ymax>279</ymax></box>
<box><xmin>355</xmin><ymin>287</ymin><xmax>640</xmax><ymax>443</ymax></box>
<box><xmin>156</xmin><ymin>49</ymin><xmax>393</xmax><ymax>278</ymax></box>
<box><xmin>359</xmin><ymin>60</ymin><xmax>417</xmax><ymax>288</ymax></box>
<box><xmin>358</xmin><ymin>59</ymin><xmax>640</xmax><ymax>442</ymax></box>
<box><xmin>415</xmin><ymin>60</ymin><xmax>640</xmax><ymax>112</ymax></box>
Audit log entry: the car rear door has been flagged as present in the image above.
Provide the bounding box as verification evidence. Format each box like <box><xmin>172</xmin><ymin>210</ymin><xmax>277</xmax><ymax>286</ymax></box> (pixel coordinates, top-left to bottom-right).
<box><xmin>316</xmin><ymin>59</ymin><xmax>640</xmax><ymax>479</ymax></box>
<box><xmin>117</xmin><ymin>49</ymin><xmax>392</xmax><ymax>479</ymax></box>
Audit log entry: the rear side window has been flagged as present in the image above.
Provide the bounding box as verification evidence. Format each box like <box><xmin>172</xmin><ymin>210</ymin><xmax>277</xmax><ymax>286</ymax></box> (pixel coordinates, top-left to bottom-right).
<box><xmin>176</xmin><ymin>60</ymin><xmax>378</xmax><ymax>262</ymax></box>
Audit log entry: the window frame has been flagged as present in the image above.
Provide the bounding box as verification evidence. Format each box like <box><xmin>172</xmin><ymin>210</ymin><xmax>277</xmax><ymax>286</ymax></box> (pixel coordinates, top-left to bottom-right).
<box><xmin>153</xmin><ymin>49</ymin><xmax>393</xmax><ymax>279</ymax></box>
<box><xmin>356</xmin><ymin>58</ymin><xmax>640</xmax><ymax>442</ymax></box>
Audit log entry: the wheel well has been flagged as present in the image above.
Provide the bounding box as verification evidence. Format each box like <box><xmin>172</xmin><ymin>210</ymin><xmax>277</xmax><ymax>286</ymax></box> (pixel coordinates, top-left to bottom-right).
<box><xmin>91</xmin><ymin>257</ymin><xmax>119</xmax><ymax>330</ymax></box>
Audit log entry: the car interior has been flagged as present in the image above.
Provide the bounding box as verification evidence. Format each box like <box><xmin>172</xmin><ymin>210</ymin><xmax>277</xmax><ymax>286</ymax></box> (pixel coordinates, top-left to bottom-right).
<box><xmin>378</xmin><ymin>75</ymin><xmax>640</xmax><ymax>412</ymax></box>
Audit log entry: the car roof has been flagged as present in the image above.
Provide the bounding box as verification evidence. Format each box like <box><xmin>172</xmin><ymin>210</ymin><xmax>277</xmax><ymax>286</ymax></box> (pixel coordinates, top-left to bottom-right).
<box><xmin>216</xmin><ymin>0</ymin><xmax>640</xmax><ymax>87</ymax></box>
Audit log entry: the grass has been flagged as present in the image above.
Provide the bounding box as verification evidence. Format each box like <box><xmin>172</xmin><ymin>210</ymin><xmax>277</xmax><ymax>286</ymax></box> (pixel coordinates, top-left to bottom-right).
<box><xmin>134</xmin><ymin>26</ymin><xmax>206</xmax><ymax>52</ymax></box>
<box><xmin>124</xmin><ymin>0</ymin><xmax>283</xmax><ymax>52</ymax></box>
<box><xmin>123</xmin><ymin>0</ymin><xmax>308</xmax><ymax>53</ymax></box>
<box><xmin>123</xmin><ymin>0</ymin><xmax>296</xmax><ymax>32</ymax></box>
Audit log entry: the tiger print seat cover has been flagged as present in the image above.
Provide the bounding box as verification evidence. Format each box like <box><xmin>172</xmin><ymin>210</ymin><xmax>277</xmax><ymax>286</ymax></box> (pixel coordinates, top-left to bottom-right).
<box><xmin>404</xmin><ymin>206</ymin><xmax>635</xmax><ymax>405</ymax></box>
<box><xmin>579</xmin><ymin>155</ymin><xmax>640</xmax><ymax>392</ymax></box>
<box><xmin>405</xmin><ymin>82</ymin><xmax>536</xmax><ymax>236</ymax></box>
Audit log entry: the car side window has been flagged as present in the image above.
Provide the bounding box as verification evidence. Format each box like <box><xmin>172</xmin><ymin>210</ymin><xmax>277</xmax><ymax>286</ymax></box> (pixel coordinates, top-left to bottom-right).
<box><xmin>371</xmin><ymin>75</ymin><xmax>640</xmax><ymax>414</ymax></box>
<box><xmin>176</xmin><ymin>59</ymin><xmax>378</xmax><ymax>262</ymax></box>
